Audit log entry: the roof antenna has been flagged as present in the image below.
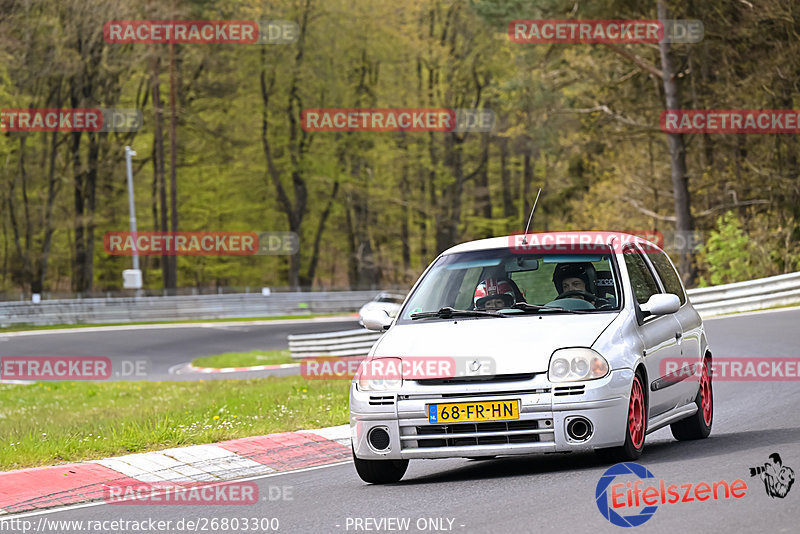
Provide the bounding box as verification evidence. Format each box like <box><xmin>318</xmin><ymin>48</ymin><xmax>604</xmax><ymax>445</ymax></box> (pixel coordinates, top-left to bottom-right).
<box><xmin>521</xmin><ymin>188</ymin><xmax>542</xmax><ymax>245</ymax></box>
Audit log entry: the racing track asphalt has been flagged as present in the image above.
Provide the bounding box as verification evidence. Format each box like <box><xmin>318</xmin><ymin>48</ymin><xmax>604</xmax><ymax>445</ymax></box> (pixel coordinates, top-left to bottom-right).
<box><xmin>0</xmin><ymin>317</ymin><xmax>360</xmax><ymax>381</ymax></box>
<box><xmin>4</xmin><ymin>308</ymin><xmax>800</xmax><ymax>533</ymax></box>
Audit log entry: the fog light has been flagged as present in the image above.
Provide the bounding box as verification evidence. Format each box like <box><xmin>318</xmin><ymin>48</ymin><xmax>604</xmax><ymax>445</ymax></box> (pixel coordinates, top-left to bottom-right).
<box><xmin>368</xmin><ymin>427</ymin><xmax>391</xmax><ymax>451</ymax></box>
<box><xmin>566</xmin><ymin>417</ymin><xmax>593</xmax><ymax>441</ymax></box>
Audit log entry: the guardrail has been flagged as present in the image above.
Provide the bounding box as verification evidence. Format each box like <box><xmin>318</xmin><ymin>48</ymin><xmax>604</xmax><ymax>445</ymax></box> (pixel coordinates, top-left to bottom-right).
<box><xmin>2</xmin><ymin>271</ymin><xmax>799</xmax><ymax>328</ymax></box>
<box><xmin>686</xmin><ymin>271</ymin><xmax>800</xmax><ymax>317</ymax></box>
<box><xmin>288</xmin><ymin>329</ymin><xmax>383</xmax><ymax>358</ymax></box>
<box><xmin>0</xmin><ymin>291</ymin><xmax>382</xmax><ymax>327</ymax></box>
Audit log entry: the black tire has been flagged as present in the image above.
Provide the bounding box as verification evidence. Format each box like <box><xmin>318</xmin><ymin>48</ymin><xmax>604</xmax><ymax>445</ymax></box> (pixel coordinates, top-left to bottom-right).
<box><xmin>670</xmin><ymin>358</ymin><xmax>713</xmax><ymax>441</ymax></box>
<box><xmin>466</xmin><ymin>456</ymin><xmax>497</xmax><ymax>461</ymax></box>
<box><xmin>595</xmin><ymin>372</ymin><xmax>647</xmax><ymax>463</ymax></box>
<box><xmin>352</xmin><ymin>446</ymin><xmax>408</xmax><ymax>484</ymax></box>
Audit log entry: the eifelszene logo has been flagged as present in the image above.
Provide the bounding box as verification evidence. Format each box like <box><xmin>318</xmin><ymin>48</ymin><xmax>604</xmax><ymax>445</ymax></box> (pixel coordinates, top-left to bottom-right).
<box><xmin>749</xmin><ymin>453</ymin><xmax>795</xmax><ymax>498</ymax></box>
<box><xmin>595</xmin><ymin>462</ymin><xmax>748</xmax><ymax>527</ymax></box>
<box><xmin>596</xmin><ymin>463</ymin><xmax>658</xmax><ymax>527</ymax></box>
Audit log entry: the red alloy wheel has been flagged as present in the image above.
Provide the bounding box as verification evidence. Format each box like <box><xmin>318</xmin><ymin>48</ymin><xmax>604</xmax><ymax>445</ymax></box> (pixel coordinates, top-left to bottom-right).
<box><xmin>628</xmin><ymin>376</ymin><xmax>645</xmax><ymax>449</ymax></box>
<box><xmin>700</xmin><ymin>362</ymin><xmax>712</xmax><ymax>425</ymax></box>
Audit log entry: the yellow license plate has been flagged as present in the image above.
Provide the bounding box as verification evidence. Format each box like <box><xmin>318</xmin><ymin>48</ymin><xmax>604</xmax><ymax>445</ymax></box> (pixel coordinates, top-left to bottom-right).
<box><xmin>427</xmin><ymin>400</ymin><xmax>519</xmax><ymax>424</ymax></box>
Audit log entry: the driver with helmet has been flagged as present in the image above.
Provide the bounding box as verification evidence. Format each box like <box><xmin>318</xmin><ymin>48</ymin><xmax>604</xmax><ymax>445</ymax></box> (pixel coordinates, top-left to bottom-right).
<box><xmin>473</xmin><ymin>278</ymin><xmax>516</xmax><ymax>311</ymax></box>
<box><xmin>551</xmin><ymin>262</ymin><xmax>598</xmax><ymax>304</ymax></box>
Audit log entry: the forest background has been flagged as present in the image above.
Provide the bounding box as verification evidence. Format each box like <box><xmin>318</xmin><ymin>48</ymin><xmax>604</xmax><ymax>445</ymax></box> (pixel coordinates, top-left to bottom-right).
<box><xmin>1</xmin><ymin>0</ymin><xmax>798</xmax><ymax>297</ymax></box>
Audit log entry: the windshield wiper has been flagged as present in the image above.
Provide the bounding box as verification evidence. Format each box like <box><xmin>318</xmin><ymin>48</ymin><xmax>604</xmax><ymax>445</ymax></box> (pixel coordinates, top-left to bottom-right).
<box><xmin>509</xmin><ymin>302</ymin><xmax>592</xmax><ymax>314</ymax></box>
<box><xmin>410</xmin><ymin>307</ymin><xmax>507</xmax><ymax>320</ymax></box>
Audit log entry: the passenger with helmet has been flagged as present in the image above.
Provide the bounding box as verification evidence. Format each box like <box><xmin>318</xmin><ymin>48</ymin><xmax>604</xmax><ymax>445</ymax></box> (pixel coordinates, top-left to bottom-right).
<box><xmin>551</xmin><ymin>262</ymin><xmax>599</xmax><ymax>305</ymax></box>
<box><xmin>473</xmin><ymin>278</ymin><xmax>517</xmax><ymax>311</ymax></box>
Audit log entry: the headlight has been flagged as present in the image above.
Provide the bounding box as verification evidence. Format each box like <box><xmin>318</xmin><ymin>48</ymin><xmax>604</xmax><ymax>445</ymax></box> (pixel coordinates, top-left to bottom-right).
<box><xmin>357</xmin><ymin>357</ymin><xmax>403</xmax><ymax>391</ymax></box>
<box><xmin>548</xmin><ymin>348</ymin><xmax>609</xmax><ymax>383</ymax></box>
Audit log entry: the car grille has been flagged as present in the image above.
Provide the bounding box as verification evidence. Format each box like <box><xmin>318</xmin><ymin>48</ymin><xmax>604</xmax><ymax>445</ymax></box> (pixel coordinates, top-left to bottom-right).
<box><xmin>401</xmin><ymin>419</ymin><xmax>553</xmax><ymax>449</ymax></box>
<box><xmin>416</xmin><ymin>373</ymin><xmax>537</xmax><ymax>386</ymax></box>
<box><xmin>400</xmin><ymin>388</ymin><xmax>549</xmax><ymax>400</ymax></box>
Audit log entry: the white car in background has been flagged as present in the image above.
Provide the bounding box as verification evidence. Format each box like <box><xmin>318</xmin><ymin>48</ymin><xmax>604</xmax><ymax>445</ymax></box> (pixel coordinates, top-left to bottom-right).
<box><xmin>358</xmin><ymin>293</ymin><xmax>406</xmax><ymax>326</ymax></box>
<box><xmin>351</xmin><ymin>232</ymin><xmax>713</xmax><ymax>484</ymax></box>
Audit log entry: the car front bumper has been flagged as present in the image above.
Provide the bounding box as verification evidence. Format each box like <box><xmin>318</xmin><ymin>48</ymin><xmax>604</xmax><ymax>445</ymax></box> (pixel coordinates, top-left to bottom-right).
<box><xmin>350</xmin><ymin>368</ymin><xmax>634</xmax><ymax>460</ymax></box>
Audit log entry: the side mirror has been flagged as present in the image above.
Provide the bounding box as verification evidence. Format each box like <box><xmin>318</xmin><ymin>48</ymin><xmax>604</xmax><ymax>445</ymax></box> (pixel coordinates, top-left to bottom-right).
<box><xmin>361</xmin><ymin>309</ymin><xmax>393</xmax><ymax>331</ymax></box>
<box><xmin>640</xmin><ymin>293</ymin><xmax>681</xmax><ymax>317</ymax></box>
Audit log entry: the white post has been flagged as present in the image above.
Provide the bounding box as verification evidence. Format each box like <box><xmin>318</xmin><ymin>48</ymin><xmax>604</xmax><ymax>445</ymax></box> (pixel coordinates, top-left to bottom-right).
<box><xmin>123</xmin><ymin>146</ymin><xmax>143</xmax><ymax>292</ymax></box>
<box><xmin>125</xmin><ymin>146</ymin><xmax>139</xmax><ymax>271</ymax></box>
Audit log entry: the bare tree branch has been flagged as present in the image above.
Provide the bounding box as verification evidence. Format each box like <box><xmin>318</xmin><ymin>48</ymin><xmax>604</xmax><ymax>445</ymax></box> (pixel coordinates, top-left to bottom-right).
<box><xmin>695</xmin><ymin>199</ymin><xmax>770</xmax><ymax>217</ymax></box>
<box><xmin>557</xmin><ymin>105</ymin><xmax>660</xmax><ymax>130</ymax></box>
<box><xmin>623</xmin><ymin>196</ymin><xmax>771</xmax><ymax>221</ymax></box>
<box><xmin>603</xmin><ymin>43</ymin><xmax>664</xmax><ymax>79</ymax></box>
<box><xmin>622</xmin><ymin>196</ymin><xmax>677</xmax><ymax>222</ymax></box>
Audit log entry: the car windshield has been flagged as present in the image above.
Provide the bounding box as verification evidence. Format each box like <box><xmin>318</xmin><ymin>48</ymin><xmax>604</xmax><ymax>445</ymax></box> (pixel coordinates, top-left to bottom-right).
<box><xmin>398</xmin><ymin>247</ymin><xmax>621</xmax><ymax>321</ymax></box>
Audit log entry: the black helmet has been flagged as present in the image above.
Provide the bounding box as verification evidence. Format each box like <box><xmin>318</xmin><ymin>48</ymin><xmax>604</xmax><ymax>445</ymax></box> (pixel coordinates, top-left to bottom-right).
<box><xmin>552</xmin><ymin>262</ymin><xmax>597</xmax><ymax>295</ymax></box>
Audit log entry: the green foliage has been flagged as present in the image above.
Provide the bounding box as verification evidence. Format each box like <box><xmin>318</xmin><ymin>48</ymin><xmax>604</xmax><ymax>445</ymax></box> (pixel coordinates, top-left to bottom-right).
<box><xmin>192</xmin><ymin>349</ymin><xmax>293</xmax><ymax>368</ymax></box>
<box><xmin>2</xmin><ymin>0</ymin><xmax>799</xmax><ymax>294</ymax></box>
<box><xmin>696</xmin><ymin>212</ymin><xmax>758</xmax><ymax>287</ymax></box>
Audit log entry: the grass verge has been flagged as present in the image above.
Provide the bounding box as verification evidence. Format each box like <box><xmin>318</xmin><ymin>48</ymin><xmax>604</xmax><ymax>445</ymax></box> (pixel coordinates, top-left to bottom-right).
<box><xmin>0</xmin><ymin>376</ymin><xmax>349</xmax><ymax>471</ymax></box>
<box><xmin>192</xmin><ymin>349</ymin><xmax>294</xmax><ymax>368</ymax></box>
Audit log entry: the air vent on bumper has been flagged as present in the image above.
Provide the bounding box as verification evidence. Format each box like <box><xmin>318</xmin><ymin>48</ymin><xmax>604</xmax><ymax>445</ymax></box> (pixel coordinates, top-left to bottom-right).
<box><xmin>553</xmin><ymin>385</ymin><xmax>585</xmax><ymax>396</ymax></box>
<box><xmin>369</xmin><ymin>395</ymin><xmax>395</xmax><ymax>406</ymax></box>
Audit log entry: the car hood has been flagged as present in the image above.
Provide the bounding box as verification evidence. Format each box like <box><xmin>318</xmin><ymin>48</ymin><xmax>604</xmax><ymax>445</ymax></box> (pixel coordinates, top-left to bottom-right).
<box><xmin>372</xmin><ymin>313</ymin><xmax>617</xmax><ymax>375</ymax></box>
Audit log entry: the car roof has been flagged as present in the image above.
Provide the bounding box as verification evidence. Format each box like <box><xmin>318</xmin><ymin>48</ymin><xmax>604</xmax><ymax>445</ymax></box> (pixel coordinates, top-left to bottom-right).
<box><xmin>441</xmin><ymin>232</ymin><xmax>662</xmax><ymax>255</ymax></box>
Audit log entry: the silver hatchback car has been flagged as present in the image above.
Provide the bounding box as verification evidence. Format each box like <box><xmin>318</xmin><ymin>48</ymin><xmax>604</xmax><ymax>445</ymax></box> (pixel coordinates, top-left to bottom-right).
<box><xmin>350</xmin><ymin>232</ymin><xmax>713</xmax><ymax>484</ymax></box>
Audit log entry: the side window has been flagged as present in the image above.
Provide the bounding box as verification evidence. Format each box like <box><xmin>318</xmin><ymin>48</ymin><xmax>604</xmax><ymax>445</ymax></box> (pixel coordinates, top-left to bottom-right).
<box><xmin>649</xmin><ymin>251</ymin><xmax>687</xmax><ymax>305</ymax></box>
<box><xmin>623</xmin><ymin>248</ymin><xmax>661</xmax><ymax>305</ymax></box>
